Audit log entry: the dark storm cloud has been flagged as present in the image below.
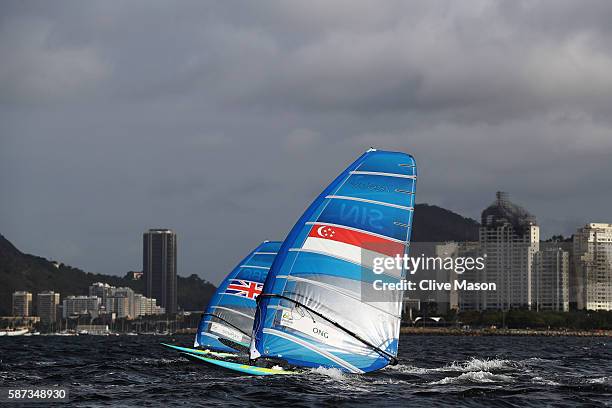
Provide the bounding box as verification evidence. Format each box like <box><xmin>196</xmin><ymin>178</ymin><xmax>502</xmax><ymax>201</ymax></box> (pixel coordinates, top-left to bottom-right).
<box><xmin>2</xmin><ymin>0</ymin><xmax>612</xmax><ymax>284</ymax></box>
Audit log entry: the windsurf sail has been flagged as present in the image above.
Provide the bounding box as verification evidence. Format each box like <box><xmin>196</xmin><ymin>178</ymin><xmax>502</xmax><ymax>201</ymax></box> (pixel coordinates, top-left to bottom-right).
<box><xmin>250</xmin><ymin>149</ymin><xmax>416</xmax><ymax>373</ymax></box>
<box><xmin>195</xmin><ymin>241</ymin><xmax>282</xmax><ymax>352</ymax></box>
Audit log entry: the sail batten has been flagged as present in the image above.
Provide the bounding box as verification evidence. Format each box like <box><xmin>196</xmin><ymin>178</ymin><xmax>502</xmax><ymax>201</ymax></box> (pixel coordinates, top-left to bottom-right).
<box><xmin>251</xmin><ymin>150</ymin><xmax>417</xmax><ymax>372</ymax></box>
<box><xmin>275</xmin><ymin>275</ymin><xmax>402</xmax><ymax>319</ymax></box>
<box><xmin>324</xmin><ymin>195</ymin><xmax>414</xmax><ymax>211</ymax></box>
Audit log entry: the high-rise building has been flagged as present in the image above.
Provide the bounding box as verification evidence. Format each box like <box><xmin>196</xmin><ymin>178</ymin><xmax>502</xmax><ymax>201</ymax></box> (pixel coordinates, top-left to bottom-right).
<box><xmin>477</xmin><ymin>192</ymin><xmax>539</xmax><ymax>310</ymax></box>
<box><xmin>106</xmin><ymin>295</ymin><xmax>130</xmax><ymax>319</ymax></box>
<box><xmin>455</xmin><ymin>242</ymin><xmax>485</xmax><ymax>311</ymax></box>
<box><xmin>133</xmin><ymin>293</ymin><xmax>145</xmax><ymax>318</ymax></box>
<box><xmin>12</xmin><ymin>291</ymin><xmax>32</xmax><ymax>317</ymax></box>
<box><xmin>131</xmin><ymin>293</ymin><xmax>162</xmax><ymax>317</ymax></box>
<box><xmin>143</xmin><ymin>229</ymin><xmax>177</xmax><ymax>314</ymax></box>
<box><xmin>534</xmin><ymin>246</ymin><xmax>569</xmax><ymax>312</ymax></box>
<box><xmin>401</xmin><ymin>242</ymin><xmax>442</xmax><ymax>315</ymax></box>
<box><xmin>37</xmin><ymin>291</ymin><xmax>61</xmax><ymax>324</ymax></box>
<box><xmin>89</xmin><ymin>282</ymin><xmax>113</xmax><ymax>304</ymax></box>
<box><xmin>62</xmin><ymin>296</ymin><xmax>101</xmax><ymax>318</ymax></box>
<box><xmin>109</xmin><ymin>287</ymin><xmax>135</xmax><ymax>318</ymax></box>
<box><xmin>86</xmin><ymin>281</ymin><xmax>161</xmax><ymax>319</ymax></box>
<box><xmin>573</xmin><ymin>223</ymin><xmax>612</xmax><ymax>311</ymax></box>
<box><xmin>435</xmin><ymin>242</ymin><xmax>460</xmax><ymax>312</ymax></box>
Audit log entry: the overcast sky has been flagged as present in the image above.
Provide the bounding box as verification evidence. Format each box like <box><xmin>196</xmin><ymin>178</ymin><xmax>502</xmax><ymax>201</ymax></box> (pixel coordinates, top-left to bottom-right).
<box><xmin>2</xmin><ymin>1</ymin><xmax>612</xmax><ymax>284</ymax></box>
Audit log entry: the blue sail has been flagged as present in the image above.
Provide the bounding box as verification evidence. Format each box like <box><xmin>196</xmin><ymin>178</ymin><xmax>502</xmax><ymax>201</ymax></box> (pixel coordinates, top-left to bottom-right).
<box><xmin>195</xmin><ymin>241</ymin><xmax>281</xmax><ymax>352</ymax></box>
<box><xmin>250</xmin><ymin>149</ymin><xmax>416</xmax><ymax>373</ymax></box>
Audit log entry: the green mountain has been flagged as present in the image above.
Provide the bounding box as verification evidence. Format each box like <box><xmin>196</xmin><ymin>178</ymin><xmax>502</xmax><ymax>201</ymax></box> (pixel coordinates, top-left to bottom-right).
<box><xmin>412</xmin><ymin>203</ymin><xmax>480</xmax><ymax>242</ymax></box>
<box><xmin>0</xmin><ymin>234</ymin><xmax>216</xmax><ymax>316</ymax></box>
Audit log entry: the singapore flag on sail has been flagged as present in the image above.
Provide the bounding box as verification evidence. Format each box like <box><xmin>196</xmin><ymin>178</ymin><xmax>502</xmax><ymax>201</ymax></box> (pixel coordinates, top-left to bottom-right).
<box><xmin>303</xmin><ymin>223</ymin><xmax>406</xmax><ymax>276</ymax></box>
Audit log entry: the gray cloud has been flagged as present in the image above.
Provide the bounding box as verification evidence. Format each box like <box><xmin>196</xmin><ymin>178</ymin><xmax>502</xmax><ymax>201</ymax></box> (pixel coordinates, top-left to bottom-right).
<box><xmin>1</xmin><ymin>0</ymin><xmax>612</xmax><ymax>285</ymax></box>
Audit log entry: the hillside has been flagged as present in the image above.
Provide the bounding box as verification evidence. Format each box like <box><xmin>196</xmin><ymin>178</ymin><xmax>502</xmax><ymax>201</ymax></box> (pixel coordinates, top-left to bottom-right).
<box><xmin>0</xmin><ymin>234</ymin><xmax>216</xmax><ymax>316</ymax></box>
<box><xmin>411</xmin><ymin>203</ymin><xmax>480</xmax><ymax>242</ymax></box>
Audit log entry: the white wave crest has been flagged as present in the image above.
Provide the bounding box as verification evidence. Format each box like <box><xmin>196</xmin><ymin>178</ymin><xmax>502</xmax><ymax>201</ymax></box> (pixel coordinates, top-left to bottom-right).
<box><xmin>532</xmin><ymin>376</ymin><xmax>560</xmax><ymax>386</ymax></box>
<box><xmin>453</xmin><ymin>357</ymin><xmax>512</xmax><ymax>372</ymax></box>
<box><xmin>383</xmin><ymin>364</ymin><xmax>438</xmax><ymax>374</ymax></box>
<box><xmin>587</xmin><ymin>376</ymin><xmax>612</xmax><ymax>385</ymax></box>
<box><xmin>310</xmin><ymin>366</ymin><xmax>347</xmax><ymax>380</ymax></box>
<box><xmin>430</xmin><ymin>371</ymin><xmax>513</xmax><ymax>385</ymax></box>
<box><xmin>385</xmin><ymin>358</ymin><xmax>513</xmax><ymax>374</ymax></box>
<box><xmin>521</xmin><ymin>357</ymin><xmax>548</xmax><ymax>363</ymax></box>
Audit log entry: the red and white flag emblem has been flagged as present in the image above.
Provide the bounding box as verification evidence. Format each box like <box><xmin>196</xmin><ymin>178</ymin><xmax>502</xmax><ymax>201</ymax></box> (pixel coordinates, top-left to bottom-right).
<box><xmin>303</xmin><ymin>223</ymin><xmax>406</xmax><ymax>274</ymax></box>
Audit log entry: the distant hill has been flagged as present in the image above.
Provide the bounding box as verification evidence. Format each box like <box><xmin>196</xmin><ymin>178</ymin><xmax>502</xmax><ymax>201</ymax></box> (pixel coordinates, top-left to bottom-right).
<box><xmin>412</xmin><ymin>203</ymin><xmax>480</xmax><ymax>242</ymax></box>
<box><xmin>0</xmin><ymin>234</ymin><xmax>216</xmax><ymax>316</ymax></box>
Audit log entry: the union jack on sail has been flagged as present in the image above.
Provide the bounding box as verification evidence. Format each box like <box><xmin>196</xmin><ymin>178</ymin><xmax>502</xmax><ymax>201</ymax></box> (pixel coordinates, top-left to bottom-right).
<box><xmin>225</xmin><ymin>279</ymin><xmax>263</xmax><ymax>300</ymax></box>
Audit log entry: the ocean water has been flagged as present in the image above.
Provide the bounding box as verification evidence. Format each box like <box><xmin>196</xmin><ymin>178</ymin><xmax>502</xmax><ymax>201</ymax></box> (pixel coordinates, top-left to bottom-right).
<box><xmin>0</xmin><ymin>335</ymin><xmax>610</xmax><ymax>407</ymax></box>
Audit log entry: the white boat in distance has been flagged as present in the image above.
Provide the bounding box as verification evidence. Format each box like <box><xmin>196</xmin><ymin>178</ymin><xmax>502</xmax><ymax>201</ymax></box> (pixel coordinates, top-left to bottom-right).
<box><xmin>0</xmin><ymin>328</ymin><xmax>29</xmax><ymax>336</ymax></box>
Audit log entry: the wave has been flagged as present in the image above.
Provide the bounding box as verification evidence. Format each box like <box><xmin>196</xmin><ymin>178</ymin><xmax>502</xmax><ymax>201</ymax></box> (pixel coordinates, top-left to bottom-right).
<box><xmin>449</xmin><ymin>357</ymin><xmax>513</xmax><ymax>372</ymax></box>
<box><xmin>125</xmin><ymin>357</ymin><xmax>188</xmax><ymax>366</ymax></box>
<box><xmin>587</xmin><ymin>376</ymin><xmax>612</xmax><ymax>385</ymax></box>
<box><xmin>385</xmin><ymin>357</ymin><xmax>514</xmax><ymax>374</ymax></box>
<box><xmin>531</xmin><ymin>376</ymin><xmax>561</xmax><ymax>386</ymax></box>
<box><xmin>520</xmin><ymin>357</ymin><xmax>548</xmax><ymax>363</ymax></box>
<box><xmin>430</xmin><ymin>371</ymin><xmax>514</xmax><ymax>385</ymax></box>
<box><xmin>383</xmin><ymin>364</ymin><xmax>437</xmax><ymax>374</ymax></box>
<box><xmin>310</xmin><ymin>366</ymin><xmax>348</xmax><ymax>380</ymax></box>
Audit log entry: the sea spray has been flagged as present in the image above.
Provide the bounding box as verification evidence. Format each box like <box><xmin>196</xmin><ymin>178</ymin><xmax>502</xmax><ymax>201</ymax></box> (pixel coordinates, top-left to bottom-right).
<box><xmin>430</xmin><ymin>371</ymin><xmax>514</xmax><ymax>385</ymax></box>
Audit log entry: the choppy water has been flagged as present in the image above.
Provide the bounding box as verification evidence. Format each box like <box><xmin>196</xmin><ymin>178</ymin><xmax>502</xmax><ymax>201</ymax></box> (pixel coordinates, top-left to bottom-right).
<box><xmin>0</xmin><ymin>335</ymin><xmax>610</xmax><ymax>407</ymax></box>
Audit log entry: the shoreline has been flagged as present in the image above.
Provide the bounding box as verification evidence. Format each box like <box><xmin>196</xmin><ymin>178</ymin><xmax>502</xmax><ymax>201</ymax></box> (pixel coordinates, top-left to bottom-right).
<box><xmin>400</xmin><ymin>327</ymin><xmax>612</xmax><ymax>337</ymax></box>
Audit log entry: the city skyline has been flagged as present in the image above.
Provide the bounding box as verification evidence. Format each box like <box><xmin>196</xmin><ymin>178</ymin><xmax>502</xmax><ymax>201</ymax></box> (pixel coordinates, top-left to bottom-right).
<box><xmin>5</xmin><ymin>193</ymin><xmax>611</xmax><ymax>318</ymax></box>
<box><xmin>1</xmin><ymin>190</ymin><xmax>609</xmax><ymax>286</ymax></box>
<box><xmin>9</xmin><ymin>282</ymin><xmax>164</xmax><ymax>322</ymax></box>
<box><xmin>6</xmin><ymin>192</ymin><xmax>610</xmax><ymax>313</ymax></box>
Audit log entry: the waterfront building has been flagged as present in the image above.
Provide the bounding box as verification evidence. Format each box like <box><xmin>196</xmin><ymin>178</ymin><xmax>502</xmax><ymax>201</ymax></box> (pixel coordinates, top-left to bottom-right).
<box><xmin>62</xmin><ymin>296</ymin><xmax>101</xmax><ymax>318</ymax></box>
<box><xmin>105</xmin><ymin>295</ymin><xmax>130</xmax><ymax>319</ymax></box>
<box><xmin>132</xmin><ymin>293</ymin><xmax>162</xmax><ymax>317</ymax></box>
<box><xmin>133</xmin><ymin>294</ymin><xmax>147</xmax><ymax>317</ymax></box>
<box><xmin>111</xmin><ymin>287</ymin><xmax>135</xmax><ymax>318</ymax></box>
<box><xmin>89</xmin><ymin>282</ymin><xmax>113</xmax><ymax>304</ymax></box>
<box><xmin>37</xmin><ymin>291</ymin><xmax>61</xmax><ymax>324</ymax></box>
<box><xmin>87</xmin><ymin>281</ymin><xmax>162</xmax><ymax>319</ymax></box>
<box><xmin>143</xmin><ymin>229</ymin><xmax>177</xmax><ymax>314</ymax></box>
<box><xmin>12</xmin><ymin>291</ymin><xmax>32</xmax><ymax>317</ymax></box>
<box><xmin>426</xmin><ymin>242</ymin><xmax>460</xmax><ymax>313</ymax></box>
<box><xmin>456</xmin><ymin>242</ymin><xmax>486</xmax><ymax>311</ymax></box>
<box><xmin>534</xmin><ymin>246</ymin><xmax>570</xmax><ymax>311</ymax></box>
<box><xmin>133</xmin><ymin>293</ymin><xmax>144</xmax><ymax>317</ymax></box>
<box><xmin>477</xmin><ymin>192</ymin><xmax>539</xmax><ymax>310</ymax></box>
<box><xmin>573</xmin><ymin>223</ymin><xmax>612</xmax><ymax>311</ymax></box>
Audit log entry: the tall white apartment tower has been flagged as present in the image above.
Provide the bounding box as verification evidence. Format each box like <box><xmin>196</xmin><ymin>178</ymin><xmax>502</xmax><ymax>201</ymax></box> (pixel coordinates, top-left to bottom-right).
<box><xmin>37</xmin><ymin>291</ymin><xmax>61</xmax><ymax>324</ymax></box>
<box><xmin>573</xmin><ymin>223</ymin><xmax>612</xmax><ymax>311</ymax></box>
<box><xmin>12</xmin><ymin>291</ymin><xmax>33</xmax><ymax>317</ymax></box>
<box><xmin>479</xmin><ymin>192</ymin><xmax>539</xmax><ymax>310</ymax></box>
<box><xmin>534</xmin><ymin>245</ymin><xmax>570</xmax><ymax>312</ymax></box>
